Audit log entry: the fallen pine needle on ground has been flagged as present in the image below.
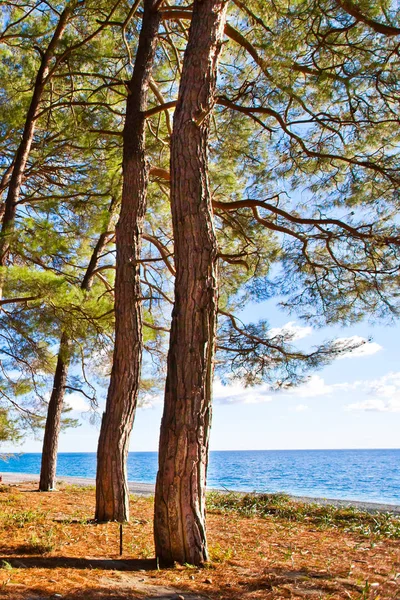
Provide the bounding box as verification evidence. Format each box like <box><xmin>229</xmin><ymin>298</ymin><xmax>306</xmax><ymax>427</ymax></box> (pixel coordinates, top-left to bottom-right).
<box><xmin>0</xmin><ymin>482</ymin><xmax>398</xmax><ymax>599</ymax></box>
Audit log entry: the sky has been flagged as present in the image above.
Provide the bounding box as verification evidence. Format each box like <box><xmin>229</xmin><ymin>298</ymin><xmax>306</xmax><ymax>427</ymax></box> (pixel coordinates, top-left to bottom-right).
<box><xmin>7</xmin><ymin>297</ymin><xmax>399</xmax><ymax>454</ymax></box>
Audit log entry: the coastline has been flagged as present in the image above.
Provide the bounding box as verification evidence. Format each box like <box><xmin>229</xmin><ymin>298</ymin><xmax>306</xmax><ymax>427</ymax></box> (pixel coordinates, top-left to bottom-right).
<box><xmin>2</xmin><ymin>471</ymin><xmax>399</xmax><ymax>514</ymax></box>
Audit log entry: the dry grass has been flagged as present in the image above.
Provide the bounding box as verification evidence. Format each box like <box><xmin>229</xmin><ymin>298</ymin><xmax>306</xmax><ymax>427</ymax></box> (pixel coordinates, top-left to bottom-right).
<box><xmin>0</xmin><ymin>482</ymin><xmax>398</xmax><ymax>599</ymax></box>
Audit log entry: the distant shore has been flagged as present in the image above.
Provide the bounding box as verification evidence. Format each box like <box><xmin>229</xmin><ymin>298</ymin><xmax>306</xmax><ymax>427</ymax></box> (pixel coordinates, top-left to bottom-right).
<box><xmin>1</xmin><ymin>471</ymin><xmax>399</xmax><ymax>514</ymax></box>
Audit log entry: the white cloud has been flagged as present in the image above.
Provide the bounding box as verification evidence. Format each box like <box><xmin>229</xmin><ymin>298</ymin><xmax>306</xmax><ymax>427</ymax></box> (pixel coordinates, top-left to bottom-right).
<box><xmin>64</xmin><ymin>392</ymin><xmax>90</xmax><ymax>412</ymax></box>
<box><xmin>284</xmin><ymin>375</ymin><xmax>333</xmax><ymax>398</ymax></box>
<box><xmin>138</xmin><ymin>393</ymin><xmax>163</xmax><ymax>409</ymax></box>
<box><xmin>294</xmin><ymin>404</ymin><xmax>309</xmax><ymax>412</ymax></box>
<box><xmin>345</xmin><ymin>371</ymin><xmax>400</xmax><ymax>413</ymax></box>
<box><xmin>134</xmin><ymin>368</ymin><xmax>400</xmax><ymax>414</ymax></box>
<box><xmin>212</xmin><ymin>374</ymin><xmax>333</xmax><ymax>405</ymax></box>
<box><xmin>213</xmin><ymin>379</ymin><xmax>273</xmax><ymax>405</ymax></box>
<box><xmin>268</xmin><ymin>321</ymin><xmax>313</xmax><ymax>341</ymax></box>
<box><xmin>333</xmin><ymin>336</ymin><xmax>383</xmax><ymax>359</ymax></box>
<box><xmin>281</xmin><ymin>371</ymin><xmax>400</xmax><ymax>413</ymax></box>
<box><xmin>346</xmin><ymin>398</ymin><xmax>400</xmax><ymax>413</ymax></box>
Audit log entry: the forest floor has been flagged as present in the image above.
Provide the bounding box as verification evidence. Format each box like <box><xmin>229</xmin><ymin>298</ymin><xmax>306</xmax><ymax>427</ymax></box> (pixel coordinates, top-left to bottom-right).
<box><xmin>0</xmin><ymin>482</ymin><xmax>398</xmax><ymax>600</ymax></box>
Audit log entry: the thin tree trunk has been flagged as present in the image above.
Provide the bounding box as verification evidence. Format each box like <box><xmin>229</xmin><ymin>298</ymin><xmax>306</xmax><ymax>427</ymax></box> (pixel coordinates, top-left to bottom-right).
<box><xmin>95</xmin><ymin>0</ymin><xmax>160</xmax><ymax>523</ymax></box>
<box><xmin>39</xmin><ymin>201</ymin><xmax>115</xmax><ymax>491</ymax></box>
<box><xmin>154</xmin><ymin>0</ymin><xmax>227</xmax><ymax>567</ymax></box>
<box><xmin>39</xmin><ymin>331</ymin><xmax>71</xmax><ymax>491</ymax></box>
<box><xmin>0</xmin><ymin>7</ymin><xmax>71</xmax><ymax>297</ymax></box>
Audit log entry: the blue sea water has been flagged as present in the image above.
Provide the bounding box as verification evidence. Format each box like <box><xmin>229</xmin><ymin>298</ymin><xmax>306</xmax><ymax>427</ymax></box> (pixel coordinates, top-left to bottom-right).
<box><xmin>0</xmin><ymin>449</ymin><xmax>398</xmax><ymax>505</ymax></box>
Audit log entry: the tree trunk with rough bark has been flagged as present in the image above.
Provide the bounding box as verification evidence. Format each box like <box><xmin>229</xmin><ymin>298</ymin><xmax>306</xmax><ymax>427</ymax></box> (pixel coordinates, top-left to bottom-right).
<box><xmin>95</xmin><ymin>0</ymin><xmax>160</xmax><ymax>523</ymax></box>
<box><xmin>39</xmin><ymin>201</ymin><xmax>115</xmax><ymax>492</ymax></box>
<box><xmin>39</xmin><ymin>331</ymin><xmax>71</xmax><ymax>491</ymax></box>
<box><xmin>154</xmin><ymin>0</ymin><xmax>227</xmax><ymax>567</ymax></box>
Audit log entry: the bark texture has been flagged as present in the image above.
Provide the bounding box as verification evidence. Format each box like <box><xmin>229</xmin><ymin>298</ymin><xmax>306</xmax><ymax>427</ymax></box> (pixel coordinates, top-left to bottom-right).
<box><xmin>0</xmin><ymin>7</ymin><xmax>71</xmax><ymax>296</ymax></box>
<box><xmin>39</xmin><ymin>332</ymin><xmax>71</xmax><ymax>491</ymax></box>
<box><xmin>154</xmin><ymin>0</ymin><xmax>227</xmax><ymax>566</ymax></box>
<box><xmin>39</xmin><ymin>202</ymin><xmax>114</xmax><ymax>492</ymax></box>
<box><xmin>95</xmin><ymin>0</ymin><xmax>160</xmax><ymax>523</ymax></box>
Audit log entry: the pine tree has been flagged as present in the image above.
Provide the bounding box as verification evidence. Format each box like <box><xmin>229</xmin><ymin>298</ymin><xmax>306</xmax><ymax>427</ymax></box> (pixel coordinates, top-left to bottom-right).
<box><xmin>154</xmin><ymin>0</ymin><xmax>228</xmax><ymax>567</ymax></box>
<box><xmin>95</xmin><ymin>0</ymin><xmax>162</xmax><ymax>523</ymax></box>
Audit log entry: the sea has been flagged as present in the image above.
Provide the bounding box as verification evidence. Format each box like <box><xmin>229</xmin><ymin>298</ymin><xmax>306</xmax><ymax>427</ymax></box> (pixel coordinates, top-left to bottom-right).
<box><xmin>0</xmin><ymin>449</ymin><xmax>398</xmax><ymax>505</ymax></box>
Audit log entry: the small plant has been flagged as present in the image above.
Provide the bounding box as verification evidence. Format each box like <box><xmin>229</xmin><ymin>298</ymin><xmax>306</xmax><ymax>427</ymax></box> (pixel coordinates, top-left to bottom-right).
<box><xmin>13</xmin><ymin>509</ymin><xmax>46</xmax><ymax>528</ymax></box>
<box><xmin>206</xmin><ymin>491</ymin><xmax>400</xmax><ymax>539</ymax></box>
<box><xmin>208</xmin><ymin>542</ymin><xmax>234</xmax><ymax>563</ymax></box>
<box><xmin>69</xmin><ymin>513</ymin><xmax>90</xmax><ymax>525</ymax></box>
<box><xmin>139</xmin><ymin>544</ymin><xmax>153</xmax><ymax>559</ymax></box>
<box><xmin>62</xmin><ymin>483</ymin><xmax>95</xmax><ymax>492</ymax></box>
<box><xmin>0</xmin><ymin>560</ymin><xmax>12</xmax><ymax>571</ymax></box>
<box><xmin>26</xmin><ymin>529</ymin><xmax>56</xmax><ymax>554</ymax></box>
<box><xmin>360</xmin><ymin>580</ymin><xmax>370</xmax><ymax>599</ymax></box>
<box><xmin>0</xmin><ymin>493</ymin><xmax>22</xmax><ymax>505</ymax></box>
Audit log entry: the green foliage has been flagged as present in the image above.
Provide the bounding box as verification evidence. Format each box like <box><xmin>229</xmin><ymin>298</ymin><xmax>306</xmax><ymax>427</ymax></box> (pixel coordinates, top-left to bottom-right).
<box><xmin>25</xmin><ymin>529</ymin><xmax>56</xmax><ymax>554</ymax></box>
<box><xmin>0</xmin><ymin>410</ymin><xmax>23</xmax><ymax>445</ymax></box>
<box><xmin>220</xmin><ymin>0</ymin><xmax>400</xmax><ymax>323</ymax></box>
<box><xmin>0</xmin><ymin>507</ymin><xmax>46</xmax><ymax>529</ymax></box>
<box><xmin>207</xmin><ymin>491</ymin><xmax>400</xmax><ymax>539</ymax></box>
<box><xmin>0</xmin><ymin>0</ymin><xmax>399</xmax><ymax>443</ymax></box>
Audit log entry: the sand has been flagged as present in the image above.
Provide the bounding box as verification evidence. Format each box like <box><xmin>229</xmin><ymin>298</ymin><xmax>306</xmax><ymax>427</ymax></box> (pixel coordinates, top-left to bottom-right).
<box><xmin>1</xmin><ymin>471</ymin><xmax>399</xmax><ymax>514</ymax></box>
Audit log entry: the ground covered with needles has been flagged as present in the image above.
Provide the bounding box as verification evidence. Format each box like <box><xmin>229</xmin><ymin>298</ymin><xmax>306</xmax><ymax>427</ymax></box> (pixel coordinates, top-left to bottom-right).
<box><xmin>0</xmin><ymin>482</ymin><xmax>398</xmax><ymax>599</ymax></box>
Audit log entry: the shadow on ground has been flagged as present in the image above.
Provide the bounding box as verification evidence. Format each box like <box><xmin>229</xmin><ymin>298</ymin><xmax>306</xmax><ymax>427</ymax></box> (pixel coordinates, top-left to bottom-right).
<box><xmin>0</xmin><ymin>555</ymin><xmax>156</xmax><ymax>570</ymax></box>
<box><xmin>0</xmin><ymin>559</ymin><xmax>370</xmax><ymax>600</ymax></box>
<box><xmin>0</xmin><ymin>591</ymin><xmax>176</xmax><ymax>600</ymax></box>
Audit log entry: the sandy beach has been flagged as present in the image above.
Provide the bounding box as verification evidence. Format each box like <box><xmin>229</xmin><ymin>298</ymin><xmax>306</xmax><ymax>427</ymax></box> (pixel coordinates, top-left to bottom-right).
<box><xmin>0</xmin><ymin>472</ymin><xmax>155</xmax><ymax>497</ymax></box>
<box><xmin>1</xmin><ymin>471</ymin><xmax>399</xmax><ymax>514</ymax></box>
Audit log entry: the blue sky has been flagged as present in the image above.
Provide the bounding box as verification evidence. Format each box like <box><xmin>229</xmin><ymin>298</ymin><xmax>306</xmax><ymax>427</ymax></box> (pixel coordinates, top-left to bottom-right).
<box><xmin>7</xmin><ymin>298</ymin><xmax>399</xmax><ymax>454</ymax></box>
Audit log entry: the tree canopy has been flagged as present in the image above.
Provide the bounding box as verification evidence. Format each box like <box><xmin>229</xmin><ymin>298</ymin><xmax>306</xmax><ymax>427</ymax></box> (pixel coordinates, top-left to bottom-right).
<box><xmin>0</xmin><ymin>0</ymin><xmax>399</xmax><ymax>564</ymax></box>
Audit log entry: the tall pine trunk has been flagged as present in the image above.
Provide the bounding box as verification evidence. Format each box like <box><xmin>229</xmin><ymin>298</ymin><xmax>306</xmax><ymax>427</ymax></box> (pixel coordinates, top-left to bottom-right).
<box><xmin>154</xmin><ymin>0</ymin><xmax>227</xmax><ymax>567</ymax></box>
<box><xmin>95</xmin><ymin>0</ymin><xmax>160</xmax><ymax>523</ymax></box>
<box><xmin>0</xmin><ymin>7</ymin><xmax>71</xmax><ymax>297</ymax></box>
<box><xmin>39</xmin><ymin>207</ymin><xmax>114</xmax><ymax>491</ymax></box>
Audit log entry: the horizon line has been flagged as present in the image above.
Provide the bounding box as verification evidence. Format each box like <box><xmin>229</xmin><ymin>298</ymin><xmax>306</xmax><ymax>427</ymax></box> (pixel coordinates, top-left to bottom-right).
<box><xmin>2</xmin><ymin>447</ymin><xmax>399</xmax><ymax>454</ymax></box>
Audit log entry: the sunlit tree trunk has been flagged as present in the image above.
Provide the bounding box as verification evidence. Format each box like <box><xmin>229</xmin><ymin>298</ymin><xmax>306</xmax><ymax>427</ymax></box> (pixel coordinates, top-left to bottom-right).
<box><xmin>95</xmin><ymin>0</ymin><xmax>160</xmax><ymax>523</ymax></box>
<box><xmin>154</xmin><ymin>0</ymin><xmax>227</xmax><ymax>566</ymax></box>
<box><xmin>39</xmin><ymin>331</ymin><xmax>71</xmax><ymax>491</ymax></box>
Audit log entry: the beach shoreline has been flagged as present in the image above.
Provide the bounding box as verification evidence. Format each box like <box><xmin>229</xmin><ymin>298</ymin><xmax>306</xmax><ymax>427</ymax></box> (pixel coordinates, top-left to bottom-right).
<box><xmin>1</xmin><ymin>471</ymin><xmax>399</xmax><ymax>514</ymax></box>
